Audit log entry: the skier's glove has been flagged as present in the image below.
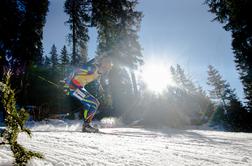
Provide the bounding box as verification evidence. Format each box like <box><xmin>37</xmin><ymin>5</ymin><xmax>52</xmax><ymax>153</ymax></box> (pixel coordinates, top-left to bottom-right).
<box><xmin>63</xmin><ymin>83</ymin><xmax>70</xmax><ymax>96</ymax></box>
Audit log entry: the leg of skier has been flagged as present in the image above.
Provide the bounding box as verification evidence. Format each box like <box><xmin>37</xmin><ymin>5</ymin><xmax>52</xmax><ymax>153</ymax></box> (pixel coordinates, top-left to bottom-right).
<box><xmin>81</xmin><ymin>96</ymin><xmax>100</xmax><ymax>132</ymax></box>
<box><xmin>64</xmin><ymin>80</ymin><xmax>100</xmax><ymax>132</ymax></box>
<box><xmin>78</xmin><ymin>89</ymin><xmax>100</xmax><ymax>132</ymax></box>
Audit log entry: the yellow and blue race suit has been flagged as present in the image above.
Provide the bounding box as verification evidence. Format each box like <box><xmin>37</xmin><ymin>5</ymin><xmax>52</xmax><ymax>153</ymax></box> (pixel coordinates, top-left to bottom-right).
<box><xmin>64</xmin><ymin>63</ymin><xmax>101</xmax><ymax>124</ymax></box>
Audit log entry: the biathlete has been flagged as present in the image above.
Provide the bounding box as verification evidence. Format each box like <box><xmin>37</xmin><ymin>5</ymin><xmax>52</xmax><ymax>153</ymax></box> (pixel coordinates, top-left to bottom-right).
<box><xmin>63</xmin><ymin>56</ymin><xmax>113</xmax><ymax>132</ymax></box>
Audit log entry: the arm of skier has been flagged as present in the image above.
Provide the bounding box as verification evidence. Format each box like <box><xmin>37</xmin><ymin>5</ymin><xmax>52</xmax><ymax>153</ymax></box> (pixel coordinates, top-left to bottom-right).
<box><xmin>76</xmin><ymin>64</ymin><xmax>96</xmax><ymax>76</ymax></box>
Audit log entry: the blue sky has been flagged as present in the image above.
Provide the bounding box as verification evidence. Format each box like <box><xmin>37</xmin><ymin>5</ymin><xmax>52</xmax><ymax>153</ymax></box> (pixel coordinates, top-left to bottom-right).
<box><xmin>43</xmin><ymin>0</ymin><xmax>244</xmax><ymax>100</ymax></box>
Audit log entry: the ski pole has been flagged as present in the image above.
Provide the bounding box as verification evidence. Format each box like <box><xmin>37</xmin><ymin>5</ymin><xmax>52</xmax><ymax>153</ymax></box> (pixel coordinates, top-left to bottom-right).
<box><xmin>31</xmin><ymin>73</ymin><xmax>60</xmax><ymax>88</ymax></box>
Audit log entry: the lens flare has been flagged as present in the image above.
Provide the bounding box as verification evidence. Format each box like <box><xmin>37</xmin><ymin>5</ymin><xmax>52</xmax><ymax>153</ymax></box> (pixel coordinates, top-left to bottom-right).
<box><xmin>141</xmin><ymin>63</ymin><xmax>173</xmax><ymax>94</ymax></box>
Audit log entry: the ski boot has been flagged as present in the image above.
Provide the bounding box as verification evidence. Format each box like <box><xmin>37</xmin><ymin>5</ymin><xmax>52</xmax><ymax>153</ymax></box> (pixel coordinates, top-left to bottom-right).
<box><xmin>82</xmin><ymin>124</ymin><xmax>99</xmax><ymax>133</ymax></box>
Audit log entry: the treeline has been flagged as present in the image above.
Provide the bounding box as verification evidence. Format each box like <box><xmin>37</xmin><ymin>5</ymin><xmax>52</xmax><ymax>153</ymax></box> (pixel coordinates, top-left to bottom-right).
<box><xmin>123</xmin><ymin>65</ymin><xmax>213</xmax><ymax>128</ymax></box>
<box><xmin>125</xmin><ymin>64</ymin><xmax>252</xmax><ymax>131</ymax></box>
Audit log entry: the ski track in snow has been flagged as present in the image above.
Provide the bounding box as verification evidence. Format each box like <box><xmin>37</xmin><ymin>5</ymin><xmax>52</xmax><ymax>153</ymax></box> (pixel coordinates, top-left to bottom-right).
<box><xmin>0</xmin><ymin>124</ymin><xmax>252</xmax><ymax>166</ymax></box>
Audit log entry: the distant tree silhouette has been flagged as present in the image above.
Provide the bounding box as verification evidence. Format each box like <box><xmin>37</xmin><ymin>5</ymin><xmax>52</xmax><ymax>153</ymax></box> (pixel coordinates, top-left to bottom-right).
<box><xmin>44</xmin><ymin>56</ymin><xmax>51</xmax><ymax>67</ymax></box>
<box><xmin>50</xmin><ymin>44</ymin><xmax>58</xmax><ymax>69</ymax></box>
<box><xmin>205</xmin><ymin>0</ymin><xmax>252</xmax><ymax>110</ymax></box>
<box><xmin>60</xmin><ymin>45</ymin><xmax>69</xmax><ymax>65</ymax></box>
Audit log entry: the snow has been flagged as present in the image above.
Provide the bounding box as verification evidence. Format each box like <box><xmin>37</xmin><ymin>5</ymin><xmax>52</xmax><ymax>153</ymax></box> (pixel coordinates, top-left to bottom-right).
<box><xmin>0</xmin><ymin>120</ymin><xmax>252</xmax><ymax>166</ymax></box>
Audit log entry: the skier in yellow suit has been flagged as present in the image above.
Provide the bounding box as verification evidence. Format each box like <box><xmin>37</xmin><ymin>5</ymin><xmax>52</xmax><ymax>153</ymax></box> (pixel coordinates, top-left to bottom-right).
<box><xmin>63</xmin><ymin>56</ymin><xmax>113</xmax><ymax>132</ymax></box>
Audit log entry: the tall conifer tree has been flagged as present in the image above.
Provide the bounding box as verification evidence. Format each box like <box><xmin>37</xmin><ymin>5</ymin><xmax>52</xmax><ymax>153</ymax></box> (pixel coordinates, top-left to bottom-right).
<box><xmin>60</xmin><ymin>45</ymin><xmax>69</xmax><ymax>65</ymax></box>
<box><xmin>0</xmin><ymin>0</ymin><xmax>49</xmax><ymax>72</ymax></box>
<box><xmin>92</xmin><ymin>0</ymin><xmax>143</xmax><ymax>95</ymax></box>
<box><xmin>50</xmin><ymin>44</ymin><xmax>58</xmax><ymax>69</ymax></box>
<box><xmin>64</xmin><ymin>0</ymin><xmax>91</xmax><ymax>65</ymax></box>
<box><xmin>207</xmin><ymin>65</ymin><xmax>230</xmax><ymax>106</ymax></box>
<box><xmin>207</xmin><ymin>65</ymin><xmax>243</xmax><ymax>114</ymax></box>
<box><xmin>205</xmin><ymin>0</ymin><xmax>252</xmax><ymax>110</ymax></box>
<box><xmin>170</xmin><ymin>65</ymin><xmax>197</xmax><ymax>93</ymax></box>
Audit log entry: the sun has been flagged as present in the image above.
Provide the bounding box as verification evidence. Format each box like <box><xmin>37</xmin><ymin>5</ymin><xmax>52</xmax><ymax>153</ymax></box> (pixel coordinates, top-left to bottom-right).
<box><xmin>140</xmin><ymin>62</ymin><xmax>173</xmax><ymax>94</ymax></box>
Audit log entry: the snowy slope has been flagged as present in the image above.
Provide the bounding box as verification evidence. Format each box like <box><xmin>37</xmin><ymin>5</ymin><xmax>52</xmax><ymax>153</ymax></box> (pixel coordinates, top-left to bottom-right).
<box><xmin>0</xmin><ymin>120</ymin><xmax>252</xmax><ymax>166</ymax></box>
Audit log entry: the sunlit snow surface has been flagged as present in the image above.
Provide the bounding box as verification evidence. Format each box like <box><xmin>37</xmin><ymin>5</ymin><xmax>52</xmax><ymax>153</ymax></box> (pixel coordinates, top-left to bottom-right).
<box><xmin>0</xmin><ymin>119</ymin><xmax>251</xmax><ymax>166</ymax></box>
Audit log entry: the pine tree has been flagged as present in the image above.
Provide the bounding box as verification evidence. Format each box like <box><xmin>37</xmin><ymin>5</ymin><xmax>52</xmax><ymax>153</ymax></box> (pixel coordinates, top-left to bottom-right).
<box><xmin>0</xmin><ymin>71</ymin><xmax>43</xmax><ymax>165</ymax></box>
<box><xmin>207</xmin><ymin>65</ymin><xmax>247</xmax><ymax>130</ymax></box>
<box><xmin>170</xmin><ymin>64</ymin><xmax>213</xmax><ymax>124</ymax></box>
<box><xmin>170</xmin><ymin>66</ymin><xmax>179</xmax><ymax>85</ymax></box>
<box><xmin>60</xmin><ymin>45</ymin><xmax>69</xmax><ymax>65</ymax></box>
<box><xmin>44</xmin><ymin>55</ymin><xmax>51</xmax><ymax>67</ymax></box>
<box><xmin>80</xmin><ymin>46</ymin><xmax>87</xmax><ymax>64</ymax></box>
<box><xmin>108</xmin><ymin>66</ymin><xmax>134</xmax><ymax>117</ymax></box>
<box><xmin>50</xmin><ymin>44</ymin><xmax>58</xmax><ymax>69</ymax></box>
<box><xmin>20</xmin><ymin>0</ymin><xmax>49</xmax><ymax>66</ymax></box>
<box><xmin>170</xmin><ymin>64</ymin><xmax>197</xmax><ymax>93</ymax></box>
<box><xmin>207</xmin><ymin>65</ymin><xmax>229</xmax><ymax>108</ymax></box>
<box><xmin>13</xmin><ymin>0</ymin><xmax>49</xmax><ymax>70</ymax></box>
<box><xmin>59</xmin><ymin>45</ymin><xmax>70</xmax><ymax>79</ymax></box>
<box><xmin>92</xmin><ymin>0</ymin><xmax>143</xmax><ymax>67</ymax></box>
<box><xmin>205</xmin><ymin>0</ymin><xmax>252</xmax><ymax>110</ymax></box>
<box><xmin>0</xmin><ymin>0</ymin><xmax>19</xmax><ymax>75</ymax></box>
<box><xmin>0</xmin><ymin>0</ymin><xmax>49</xmax><ymax>74</ymax></box>
<box><xmin>92</xmin><ymin>0</ymin><xmax>143</xmax><ymax>96</ymax></box>
<box><xmin>64</xmin><ymin>0</ymin><xmax>91</xmax><ymax>65</ymax></box>
<box><xmin>0</xmin><ymin>0</ymin><xmax>49</xmax><ymax>107</ymax></box>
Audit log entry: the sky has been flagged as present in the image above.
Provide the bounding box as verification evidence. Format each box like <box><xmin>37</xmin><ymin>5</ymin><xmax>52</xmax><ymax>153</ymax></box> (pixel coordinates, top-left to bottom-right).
<box><xmin>42</xmin><ymin>0</ymin><xmax>244</xmax><ymax>100</ymax></box>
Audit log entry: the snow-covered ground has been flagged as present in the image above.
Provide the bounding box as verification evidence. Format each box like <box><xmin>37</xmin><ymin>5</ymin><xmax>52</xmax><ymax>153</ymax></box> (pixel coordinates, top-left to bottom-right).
<box><xmin>0</xmin><ymin>119</ymin><xmax>252</xmax><ymax>166</ymax></box>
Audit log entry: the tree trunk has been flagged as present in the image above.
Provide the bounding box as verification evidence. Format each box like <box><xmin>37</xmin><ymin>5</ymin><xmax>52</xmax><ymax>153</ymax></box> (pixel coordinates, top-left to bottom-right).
<box><xmin>131</xmin><ymin>71</ymin><xmax>138</xmax><ymax>96</ymax></box>
<box><xmin>72</xmin><ymin>20</ymin><xmax>76</xmax><ymax>65</ymax></box>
